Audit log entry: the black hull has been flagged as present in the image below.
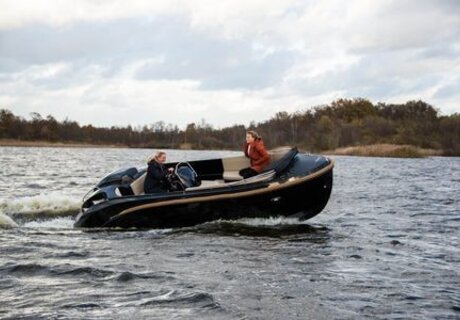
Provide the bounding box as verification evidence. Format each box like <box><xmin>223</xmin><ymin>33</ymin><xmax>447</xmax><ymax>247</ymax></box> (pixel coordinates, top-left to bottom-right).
<box><xmin>74</xmin><ymin>167</ymin><xmax>333</xmax><ymax>229</ymax></box>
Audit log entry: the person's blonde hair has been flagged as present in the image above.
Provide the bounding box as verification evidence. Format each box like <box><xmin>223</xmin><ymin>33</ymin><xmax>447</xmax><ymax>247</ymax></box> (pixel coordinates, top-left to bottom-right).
<box><xmin>246</xmin><ymin>130</ymin><xmax>261</xmax><ymax>140</ymax></box>
<box><xmin>147</xmin><ymin>151</ymin><xmax>166</xmax><ymax>163</ymax></box>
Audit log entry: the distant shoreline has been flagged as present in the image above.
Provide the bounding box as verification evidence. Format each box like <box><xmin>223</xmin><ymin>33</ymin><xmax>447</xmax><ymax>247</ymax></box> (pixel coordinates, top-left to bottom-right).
<box><xmin>323</xmin><ymin>144</ymin><xmax>443</xmax><ymax>158</ymax></box>
<box><xmin>0</xmin><ymin>139</ymin><xmax>122</xmax><ymax>149</ymax></box>
<box><xmin>0</xmin><ymin>139</ymin><xmax>197</xmax><ymax>150</ymax></box>
<box><xmin>0</xmin><ymin>139</ymin><xmax>448</xmax><ymax>158</ymax></box>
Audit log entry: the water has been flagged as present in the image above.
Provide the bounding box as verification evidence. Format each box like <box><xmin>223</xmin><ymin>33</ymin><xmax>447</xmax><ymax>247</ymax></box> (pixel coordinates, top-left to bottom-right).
<box><xmin>0</xmin><ymin>147</ymin><xmax>459</xmax><ymax>319</ymax></box>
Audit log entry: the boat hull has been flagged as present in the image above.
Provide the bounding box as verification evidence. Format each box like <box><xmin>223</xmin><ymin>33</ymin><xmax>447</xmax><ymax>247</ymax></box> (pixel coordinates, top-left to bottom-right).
<box><xmin>74</xmin><ymin>165</ymin><xmax>333</xmax><ymax>229</ymax></box>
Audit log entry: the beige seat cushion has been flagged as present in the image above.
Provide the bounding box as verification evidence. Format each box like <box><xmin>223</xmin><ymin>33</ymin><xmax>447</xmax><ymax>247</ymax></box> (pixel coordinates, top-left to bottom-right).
<box><xmin>221</xmin><ymin>147</ymin><xmax>291</xmax><ymax>181</ymax></box>
<box><xmin>130</xmin><ymin>172</ymin><xmax>147</xmax><ymax>195</ymax></box>
<box><xmin>186</xmin><ymin>179</ymin><xmax>224</xmax><ymax>191</ymax></box>
<box><xmin>222</xmin><ymin>156</ymin><xmax>250</xmax><ymax>181</ymax></box>
<box><xmin>223</xmin><ymin>171</ymin><xmax>244</xmax><ymax>181</ymax></box>
<box><xmin>186</xmin><ymin>171</ymin><xmax>276</xmax><ymax>191</ymax></box>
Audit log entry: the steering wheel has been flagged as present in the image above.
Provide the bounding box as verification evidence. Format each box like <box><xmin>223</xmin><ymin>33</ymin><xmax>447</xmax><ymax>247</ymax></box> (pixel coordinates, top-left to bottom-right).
<box><xmin>166</xmin><ymin>172</ymin><xmax>185</xmax><ymax>191</ymax></box>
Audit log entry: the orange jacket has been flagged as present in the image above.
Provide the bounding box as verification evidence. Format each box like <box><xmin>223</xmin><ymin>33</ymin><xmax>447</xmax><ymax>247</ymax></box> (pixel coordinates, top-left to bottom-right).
<box><xmin>244</xmin><ymin>139</ymin><xmax>270</xmax><ymax>172</ymax></box>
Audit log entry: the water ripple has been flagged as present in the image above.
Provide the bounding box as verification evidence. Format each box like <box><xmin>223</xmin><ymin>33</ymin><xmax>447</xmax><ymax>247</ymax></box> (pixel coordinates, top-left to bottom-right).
<box><xmin>0</xmin><ymin>149</ymin><xmax>459</xmax><ymax>319</ymax></box>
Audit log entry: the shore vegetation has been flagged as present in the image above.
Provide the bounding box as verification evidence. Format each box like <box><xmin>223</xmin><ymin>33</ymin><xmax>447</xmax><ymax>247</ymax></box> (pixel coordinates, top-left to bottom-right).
<box><xmin>1</xmin><ymin>99</ymin><xmax>459</xmax><ymax>157</ymax></box>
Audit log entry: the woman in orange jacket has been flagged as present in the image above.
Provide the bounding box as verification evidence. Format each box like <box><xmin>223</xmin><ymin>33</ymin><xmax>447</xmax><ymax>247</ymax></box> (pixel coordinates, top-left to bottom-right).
<box><xmin>239</xmin><ymin>130</ymin><xmax>270</xmax><ymax>178</ymax></box>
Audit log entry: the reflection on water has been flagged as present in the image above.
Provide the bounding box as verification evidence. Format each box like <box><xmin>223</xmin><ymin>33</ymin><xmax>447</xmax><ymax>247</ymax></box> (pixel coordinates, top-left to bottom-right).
<box><xmin>180</xmin><ymin>219</ymin><xmax>330</xmax><ymax>240</ymax></box>
<box><xmin>1</xmin><ymin>147</ymin><xmax>459</xmax><ymax>319</ymax></box>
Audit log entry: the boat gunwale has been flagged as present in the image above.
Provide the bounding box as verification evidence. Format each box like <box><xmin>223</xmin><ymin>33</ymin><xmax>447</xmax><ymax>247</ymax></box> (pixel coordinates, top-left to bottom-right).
<box><xmin>114</xmin><ymin>158</ymin><xmax>335</xmax><ymax>218</ymax></box>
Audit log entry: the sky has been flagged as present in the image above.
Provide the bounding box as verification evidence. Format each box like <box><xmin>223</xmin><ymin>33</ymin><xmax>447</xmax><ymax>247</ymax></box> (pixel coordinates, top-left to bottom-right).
<box><xmin>0</xmin><ymin>0</ymin><xmax>459</xmax><ymax>129</ymax></box>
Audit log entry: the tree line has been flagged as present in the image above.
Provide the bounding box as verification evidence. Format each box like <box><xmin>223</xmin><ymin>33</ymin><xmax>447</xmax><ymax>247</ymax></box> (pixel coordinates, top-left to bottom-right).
<box><xmin>1</xmin><ymin>98</ymin><xmax>459</xmax><ymax>155</ymax></box>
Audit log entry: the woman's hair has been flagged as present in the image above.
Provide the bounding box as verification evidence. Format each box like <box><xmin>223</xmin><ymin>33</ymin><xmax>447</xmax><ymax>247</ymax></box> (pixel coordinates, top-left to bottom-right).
<box><xmin>246</xmin><ymin>130</ymin><xmax>261</xmax><ymax>141</ymax></box>
<box><xmin>148</xmin><ymin>151</ymin><xmax>166</xmax><ymax>163</ymax></box>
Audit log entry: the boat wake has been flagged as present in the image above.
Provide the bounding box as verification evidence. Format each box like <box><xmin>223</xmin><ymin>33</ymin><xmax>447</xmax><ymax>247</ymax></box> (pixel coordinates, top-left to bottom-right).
<box><xmin>0</xmin><ymin>193</ymin><xmax>80</xmax><ymax>229</ymax></box>
<box><xmin>0</xmin><ymin>212</ymin><xmax>18</xmax><ymax>228</ymax></box>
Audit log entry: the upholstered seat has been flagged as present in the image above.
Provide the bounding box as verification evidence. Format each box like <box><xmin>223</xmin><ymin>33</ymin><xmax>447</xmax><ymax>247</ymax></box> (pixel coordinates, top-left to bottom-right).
<box><xmin>130</xmin><ymin>172</ymin><xmax>146</xmax><ymax>195</ymax></box>
<box><xmin>222</xmin><ymin>156</ymin><xmax>250</xmax><ymax>181</ymax></box>
<box><xmin>222</xmin><ymin>147</ymin><xmax>293</xmax><ymax>181</ymax></box>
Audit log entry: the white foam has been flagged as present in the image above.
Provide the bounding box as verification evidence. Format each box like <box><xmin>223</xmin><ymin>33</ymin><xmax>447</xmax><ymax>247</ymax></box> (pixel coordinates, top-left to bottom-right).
<box><xmin>22</xmin><ymin>216</ymin><xmax>75</xmax><ymax>229</ymax></box>
<box><xmin>0</xmin><ymin>192</ymin><xmax>80</xmax><ymax>218</ymax></box>
<box><xmin>147</xmin><ymin>228</ymin><xmax>174</xmax><ymax>235</ymax></box>
<box><xmin>0</xmin><ymin>212</ymin><xmax>19</xmax><ymax>228</ymax></box>
<box><xmin>234</xmin><ymin>216</ymin><xmax>304</xmax><ymax>226</ymax></box>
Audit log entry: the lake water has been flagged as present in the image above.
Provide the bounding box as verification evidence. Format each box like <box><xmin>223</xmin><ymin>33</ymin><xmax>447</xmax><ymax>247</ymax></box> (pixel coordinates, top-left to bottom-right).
<box><xmin>0</xmin><ymin>147</ymin><xmax>459</xmax><ymax>319</ymax></box>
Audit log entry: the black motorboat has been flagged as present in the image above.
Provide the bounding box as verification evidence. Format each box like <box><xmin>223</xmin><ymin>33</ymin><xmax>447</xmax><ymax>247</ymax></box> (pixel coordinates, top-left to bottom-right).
<box><xmin>74</xmin><ymin>147</ymin><xmax>334</xmax><ymax>229</ymax></box>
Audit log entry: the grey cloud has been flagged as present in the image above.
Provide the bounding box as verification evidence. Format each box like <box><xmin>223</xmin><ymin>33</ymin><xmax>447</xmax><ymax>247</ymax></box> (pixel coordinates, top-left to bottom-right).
<box><xmin>0</xmin><ymin>16</ymin><xmax>296</xmax><ymax>91</ymax></box>
<box><xmin>202</xmin><ymin>51</ymin><xmax>295</xmax><ymax>90</ymax></box>
<box><xmin>433</xmin><ymin>78</ymin><xmax>460</xmax><ymax>99</ymax></box>
<box><xmin>423</xmin><ymin>0</ymin><xmax>460</xmax><ymax>11</ymax></box>
<box><xmin>136</xmin><ymin>49</ymin><xmax>295</xmax><ymax>90</ymax></box>
<box><xmin>290</xmin><ymin>49</ymin><xmax>454</xmax><ymax>101</ymax></box>
<box><xmin>1</xmin><ymin>2</ymin><xmax>459</xmax><ymax>123</ymax></box>
<box><xmin>0</xmin><ymin>16</ymin><xmax>189</xmax><ymax>74</ymax></box>
<box><xmin>346</xmin><ymin>1</ymin><xmax>460</xmax><ymax>55</ymax></box>
<box><xmin>419</xmin><ymin>43</ymin><xmax>460</xmax><ymax>60</ymax></box>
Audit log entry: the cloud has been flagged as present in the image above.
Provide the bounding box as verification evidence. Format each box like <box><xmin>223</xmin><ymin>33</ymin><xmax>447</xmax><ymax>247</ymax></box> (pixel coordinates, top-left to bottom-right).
<box><xmin>0</xmin><ymin>60</ymin><xmax>306</xmax><ymax>127</ymax></box>
<box><xmin>0</xmin><ymin>0</ymin><xmax>459</xmax><ymax>129</ymax></box>
<box><xmin>0</xmin><ymin>1</ymin><xmax>180</xmax><ymax>30</ymax></box>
